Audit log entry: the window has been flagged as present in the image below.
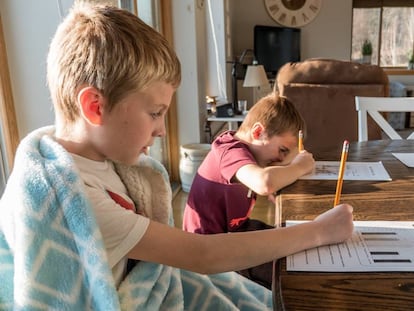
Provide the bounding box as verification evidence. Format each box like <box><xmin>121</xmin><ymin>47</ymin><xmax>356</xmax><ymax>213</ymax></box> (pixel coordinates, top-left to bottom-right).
<box><xmin>0</xmin><ymin>14</ymin><xmax>19</xmax><ymax>191</ymax></box>
<box><xmin>119</xmin><ymin>0</ymin><xmax>180</xmax><ymax>182</ymax></box>
<box><xmin>352</xmin><ymin>1</ymin><xmax>414</xmax><ymax>67</ymax></box>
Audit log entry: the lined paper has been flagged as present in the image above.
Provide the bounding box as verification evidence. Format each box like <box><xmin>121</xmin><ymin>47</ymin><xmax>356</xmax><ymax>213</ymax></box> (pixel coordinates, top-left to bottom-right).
<box><xmin>300</xmin><ymin>161</ymin><xmax>391</xmax><ymax>181</ymax></box>
<box><xmin>287</xmin><ymin>221</ymin><xmax>414</xmax><ymax>272</ymax></box>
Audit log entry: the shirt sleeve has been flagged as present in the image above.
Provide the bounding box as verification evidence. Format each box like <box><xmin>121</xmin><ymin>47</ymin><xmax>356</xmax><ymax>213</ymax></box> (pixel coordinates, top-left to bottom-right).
<box><xmin>219</xmin><ymin>143</ymin><xmax>257</xmax><ymax>183</ymax></box>
<box><xmin>84</xmin><ymin>184</ymin><xmax>150</xmax><ymax>268</ymax></box>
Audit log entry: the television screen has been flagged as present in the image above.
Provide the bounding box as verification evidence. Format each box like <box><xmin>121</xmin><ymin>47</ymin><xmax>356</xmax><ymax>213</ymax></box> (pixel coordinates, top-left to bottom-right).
<box><xmin>254</xmin><ymin>25</ymin><xmax>301</xmax><ymax>79</ymax></box>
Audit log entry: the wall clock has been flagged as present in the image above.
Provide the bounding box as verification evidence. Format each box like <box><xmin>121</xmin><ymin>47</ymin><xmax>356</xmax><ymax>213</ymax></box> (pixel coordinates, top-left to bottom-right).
<box><xmin>264</xmin><ymin>0</ymin><xmax>322</xmax><ymax>28</ymax></box>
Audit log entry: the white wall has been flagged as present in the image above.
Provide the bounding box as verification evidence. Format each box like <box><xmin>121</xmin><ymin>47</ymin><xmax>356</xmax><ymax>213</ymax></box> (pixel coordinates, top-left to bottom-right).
<box><xmin>228</xmin><ymin>0</ymin><xmax>354</xmax><ymax>107</ymax></box>
<box><xmin>301</xmin><ymin>0</ymin><xmax>352</xmax><ymax>60</ymax></box>
<box><xmin>230</xmin><ymin>0</ymin><xmax>352</xmax><ymax>60</ymax></box>
<box><xmin>0</xmin><ymin>0</ymin><xmax>74</xmax><ymax>138</ymax></box>
<box><xmin>172</xmin><ymin>0</ymin><xmax>204</xmax><ymax>146</ymax></box>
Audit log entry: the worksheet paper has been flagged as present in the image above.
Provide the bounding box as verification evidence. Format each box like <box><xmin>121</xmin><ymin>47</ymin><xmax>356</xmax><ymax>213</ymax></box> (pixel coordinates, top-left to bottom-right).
<box><xmin>286</xmin><ymin>221</ymin><xmax>414</xmax><ymax>272</ymax></box>
<box><xmin>300</xmin><ymin>161</ymin><xmax>391</xmax><ymax>181</ymax></box>
<box><xmin>392</xmin><ymin>153</ymin><xmax>414</xmax><ymax>168</ymax></box>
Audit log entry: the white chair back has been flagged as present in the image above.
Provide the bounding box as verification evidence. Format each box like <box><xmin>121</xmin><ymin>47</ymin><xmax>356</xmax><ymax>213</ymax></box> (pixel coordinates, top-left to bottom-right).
<box><xmin>355</xmin><ymin>96</ymin><xmax>414</xmax><ymax>142</ymax></box>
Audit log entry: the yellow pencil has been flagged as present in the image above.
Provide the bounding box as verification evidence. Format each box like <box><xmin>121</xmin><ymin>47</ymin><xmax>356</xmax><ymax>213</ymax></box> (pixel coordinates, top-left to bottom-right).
<box><xmin>334</xmin><ymin>140</ymin><xmax>349</xmax><ymax>206</ymax></box>
<box><xmin>298</xmin><ymin>130</ymin><xmax>303</xmax><ymax>152</ymax></box>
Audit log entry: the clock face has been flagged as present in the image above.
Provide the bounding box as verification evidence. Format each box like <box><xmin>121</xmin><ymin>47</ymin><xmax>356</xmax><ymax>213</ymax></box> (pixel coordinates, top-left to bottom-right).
<box><xmin>264</xmin><ymin>0</ymin><xmax>322</xmax><ymax>28</ymax></box>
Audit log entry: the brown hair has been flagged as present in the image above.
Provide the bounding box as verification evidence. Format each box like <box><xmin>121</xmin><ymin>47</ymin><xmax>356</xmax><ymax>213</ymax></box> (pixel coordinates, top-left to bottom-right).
<box><xmin>47</xmin><ymin>2</ymin><xmax>181</xmax><ymax>124</ymax></box>
<box><xmin>238</xmin><ymin>93</ymin><xmax>306</xmax><ymax>138</ymax></box>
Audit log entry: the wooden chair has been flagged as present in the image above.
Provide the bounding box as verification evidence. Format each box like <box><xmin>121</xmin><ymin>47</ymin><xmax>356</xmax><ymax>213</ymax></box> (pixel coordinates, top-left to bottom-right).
<box><xmin>355</xmin><ymin>96</ymin><xmax>414</xmax><ymax>142</ymax></box>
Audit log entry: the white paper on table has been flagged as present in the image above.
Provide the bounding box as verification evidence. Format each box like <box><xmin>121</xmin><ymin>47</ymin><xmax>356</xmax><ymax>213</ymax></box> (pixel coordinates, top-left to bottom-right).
<box><xmin>392</xmin><ymin>153</ymin><xmax>414</xmax><ymax>168</ymax></box>
<box><xmin>300</xmin><ymin>161</ymin><xmax>391</xmax><ymax>181</ymax></box>
<box><xmin>286</xmin><ymin>221</ymin><xmax>414</xmax><ymax>272</ymax></box>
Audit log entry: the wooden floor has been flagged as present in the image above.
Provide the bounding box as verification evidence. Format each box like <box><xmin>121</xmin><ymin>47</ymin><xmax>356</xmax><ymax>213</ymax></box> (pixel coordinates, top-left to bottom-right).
<box><xmin>172</xmin><ymin>190</ymin><xmax>275</xmax><ymax>229</ymax></box>
<box><xmin>171</xmin><ymin>190</ymin><xmax>188</xmax><ymax>228</ymax></box>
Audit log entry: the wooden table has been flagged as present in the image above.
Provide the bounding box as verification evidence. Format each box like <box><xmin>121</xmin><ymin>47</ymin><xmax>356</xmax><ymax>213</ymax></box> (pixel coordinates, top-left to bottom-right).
<box><xmin>273</xmin><ymin>140</ymin><xmax>414</xmax><ymax>311</ymax></box>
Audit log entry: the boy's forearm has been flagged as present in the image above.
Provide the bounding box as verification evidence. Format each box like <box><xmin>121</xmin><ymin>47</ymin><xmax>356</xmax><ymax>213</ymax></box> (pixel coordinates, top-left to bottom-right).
<box><xmin>130</xmin><ymin>220</ymin><xmax>322</xmax><ymax>275</ymax></box>
<box><xmin>262</xmin><ymin>165</ymin><xmax>305</xmax><ymax>194</ymax></box>
<box><xmin>237</xmin><ymin>163</ymin><xmax>305</xmax><ymax>195</ymax></box>
<box><xmin>199</xmin><ymin>221</ymin><xmax>322</xmax><ymax>274</ymax></box>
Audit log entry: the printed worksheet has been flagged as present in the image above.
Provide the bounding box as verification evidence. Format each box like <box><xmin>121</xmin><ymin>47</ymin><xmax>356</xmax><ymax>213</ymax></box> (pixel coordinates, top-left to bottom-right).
<box><xmin>392</xmin><ymin>153</ymin><xmax>414</xmax><ymax>168</ymax></box>
<box><xmin>287</xmin><ymin>221</ymin><xmax>414</xmax><ymax>272</ymax></box>
<box><xmin>300</xmin><ymin>161</ymin><xmax>391</xmax><ymax>181</ymax></box>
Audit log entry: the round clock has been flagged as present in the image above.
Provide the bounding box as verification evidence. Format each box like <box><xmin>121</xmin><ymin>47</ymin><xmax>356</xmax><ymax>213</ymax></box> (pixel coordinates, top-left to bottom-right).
<box><xmin>264</xmin><ymin>0</ymin><xmax>322</xmax><ymax>28</ymax></box>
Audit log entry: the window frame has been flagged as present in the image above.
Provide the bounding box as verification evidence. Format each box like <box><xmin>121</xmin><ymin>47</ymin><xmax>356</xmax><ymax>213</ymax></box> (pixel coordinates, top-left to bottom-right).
<box><xmin>155</xmin><ymin>0</ymin><xmax>180</xmax><ymax>182</ymax></box>
<box><xmin>352</xmin><ymin>0</ymin><xmax>414</xmax><ymax>69</ymax></box>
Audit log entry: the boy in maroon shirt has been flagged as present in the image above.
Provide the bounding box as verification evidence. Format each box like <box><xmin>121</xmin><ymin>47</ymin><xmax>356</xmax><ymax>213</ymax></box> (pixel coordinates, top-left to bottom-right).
<box><xmin>183</xmin><ymin>93</ymin><xmax>315</xmax><ymax>288</ymax></box>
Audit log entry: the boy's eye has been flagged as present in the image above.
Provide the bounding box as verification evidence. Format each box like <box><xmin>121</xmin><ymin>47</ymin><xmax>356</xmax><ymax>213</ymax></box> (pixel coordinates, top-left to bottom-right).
<box><xmin>280</xmin><ymin>148</ymin><xmax>289</xmax><ymax>155</ymax></box>
<box><xmin>150</xmin><ymin>111</ymin><xmax>163</xmax><ymax>119</ymax></box>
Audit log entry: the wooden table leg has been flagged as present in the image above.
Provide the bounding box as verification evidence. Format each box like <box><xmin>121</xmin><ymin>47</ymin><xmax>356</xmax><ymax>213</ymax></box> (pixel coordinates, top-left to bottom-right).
<box><xmin>272</xmin><ymin>259</ymin><xmax>285</xmax><ymax>311</ymax></box>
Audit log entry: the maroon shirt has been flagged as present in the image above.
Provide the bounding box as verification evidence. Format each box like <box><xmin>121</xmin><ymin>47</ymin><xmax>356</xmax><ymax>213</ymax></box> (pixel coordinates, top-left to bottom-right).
<box><xmin>182</xmin><ymin>131</ymin><xmax>257</xmax><ymax>234</ymax></box>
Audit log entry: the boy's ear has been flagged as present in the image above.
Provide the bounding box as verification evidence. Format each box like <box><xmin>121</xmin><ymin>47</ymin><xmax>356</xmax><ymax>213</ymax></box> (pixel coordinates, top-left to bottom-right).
<box><xmin>78</xmin><ymin>87</ymin><xmax>104</xmax><ymax>125</ymax></box>
<box><xmin>251</xmin><ymin>122</ymin><xmax>265</xmax><ymax>140</ymax></box>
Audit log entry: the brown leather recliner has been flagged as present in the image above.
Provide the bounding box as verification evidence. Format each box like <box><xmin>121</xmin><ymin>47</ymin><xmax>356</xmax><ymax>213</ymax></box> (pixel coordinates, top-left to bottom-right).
<box><xmin>276</xmin><ymin>59</ymin><xmax>389</xmax><ymax>157</ymax></box>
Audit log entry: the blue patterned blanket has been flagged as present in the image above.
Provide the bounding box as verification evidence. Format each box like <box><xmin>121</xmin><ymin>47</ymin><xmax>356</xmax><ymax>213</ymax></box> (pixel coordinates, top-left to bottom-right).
<box><xmin>0</xmin><ymin>126</ymin><xmax>272</xmax><ymax>310</ymax></box>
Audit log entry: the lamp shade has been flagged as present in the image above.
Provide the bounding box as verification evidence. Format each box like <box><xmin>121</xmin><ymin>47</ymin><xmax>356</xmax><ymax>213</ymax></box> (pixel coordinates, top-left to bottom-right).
<box><xmin>243</xmin><ymin>64</ymin><xmax>269</xmax><ymax>87</ymax></box>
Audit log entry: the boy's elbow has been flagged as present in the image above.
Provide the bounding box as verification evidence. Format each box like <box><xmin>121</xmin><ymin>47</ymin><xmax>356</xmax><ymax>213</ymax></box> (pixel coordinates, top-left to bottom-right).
<box><xmin>254</xmin><ymin>175</ymin><xmax>276</xmax><ymax>196</ymax></box>
<box><xmin>255</xmin><ymin>187</ymin><xmax>272</xmax><ymax>197</ymax></box>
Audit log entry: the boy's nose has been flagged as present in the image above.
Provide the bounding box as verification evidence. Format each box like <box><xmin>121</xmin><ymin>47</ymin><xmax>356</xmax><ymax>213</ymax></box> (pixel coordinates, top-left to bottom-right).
<box><xmin>155</xmin><ymin>120</ymin><xmax>166</xmax><ymax>137</ymax></box>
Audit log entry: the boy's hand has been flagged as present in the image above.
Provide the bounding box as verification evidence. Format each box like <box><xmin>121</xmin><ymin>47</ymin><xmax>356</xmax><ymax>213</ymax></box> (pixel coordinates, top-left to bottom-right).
<box><xmin>290</xmin><ymin>150</ymin><xmax>315</xmax><ymax>176</ymax></box>
<box><xmin>313</xmin><ymin>204</ymin><xmax>354</xmax><ymax>246</ymax></box>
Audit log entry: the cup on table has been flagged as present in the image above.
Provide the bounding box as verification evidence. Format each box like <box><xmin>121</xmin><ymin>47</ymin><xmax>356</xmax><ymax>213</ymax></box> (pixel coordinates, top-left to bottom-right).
<box><xmin>238</xmin><ymin>99</ymin><xmax>247</xmax><ymax>115</ymax></box>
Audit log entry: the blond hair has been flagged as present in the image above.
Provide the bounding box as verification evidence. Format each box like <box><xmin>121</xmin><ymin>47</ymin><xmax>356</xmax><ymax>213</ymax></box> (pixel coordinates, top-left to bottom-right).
<box><xmin>238</xmin><ymin>93</ymin><xmax>306</xmax><ymax>138</ymax></box>
<box><xmin>47</xmin><ymin>2</ymin><xmax>181</xmax><ymax>123</ymax></box>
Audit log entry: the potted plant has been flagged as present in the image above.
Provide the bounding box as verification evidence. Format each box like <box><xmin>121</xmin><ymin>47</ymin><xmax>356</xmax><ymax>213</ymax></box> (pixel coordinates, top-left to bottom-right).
<box><xmin>408</xmin><ymin>52</ymin><xmax>414</xmax><ymax>70</ymax></box>
<box><xmin>361</xmin><ymin>39</ymin><xmax>372</xmax><ymax>64</ymax></box>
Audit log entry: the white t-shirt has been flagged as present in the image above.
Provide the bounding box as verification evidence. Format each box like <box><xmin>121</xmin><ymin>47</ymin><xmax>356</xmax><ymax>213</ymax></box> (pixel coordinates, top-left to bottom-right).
<box><xmin>71</xmin><ymin>154</ymin><xmax>150</xmax><ymax>286</ymax></box>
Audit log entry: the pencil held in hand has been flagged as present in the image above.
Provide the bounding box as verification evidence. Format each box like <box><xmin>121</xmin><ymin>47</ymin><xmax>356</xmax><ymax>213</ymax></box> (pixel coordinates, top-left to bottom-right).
<box><xmin>298</xmin><ymin>130</ymin><xmax>304</xmax><ymax>152</ymax></box>
<box><xmin>334</xmin><ymin>140</ymin><xmax>349</xmax><ymax>206</ymax></box>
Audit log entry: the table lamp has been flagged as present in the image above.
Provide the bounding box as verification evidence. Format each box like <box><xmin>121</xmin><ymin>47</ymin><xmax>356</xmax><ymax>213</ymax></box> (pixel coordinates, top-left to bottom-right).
<box><xmin>243</xmin><ymin>60</ymin><xmax>269</xmax><ymax>106</ymax></box>
<box><xmin>243</xmin><ymin>60</ymin><xmax>269</xmax><ymax>88</ymax></box>
<box><xmin>230</xmin><ymin>49</ymin><xmax>269</xmax><ymax>114</ymax></box>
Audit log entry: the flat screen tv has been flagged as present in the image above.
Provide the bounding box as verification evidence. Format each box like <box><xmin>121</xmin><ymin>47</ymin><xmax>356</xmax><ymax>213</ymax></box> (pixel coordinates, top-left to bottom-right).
<box><xmin>254</xmin><ymin>25</ymin><xmax>301</xmax><ymax>79</ymax></box>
